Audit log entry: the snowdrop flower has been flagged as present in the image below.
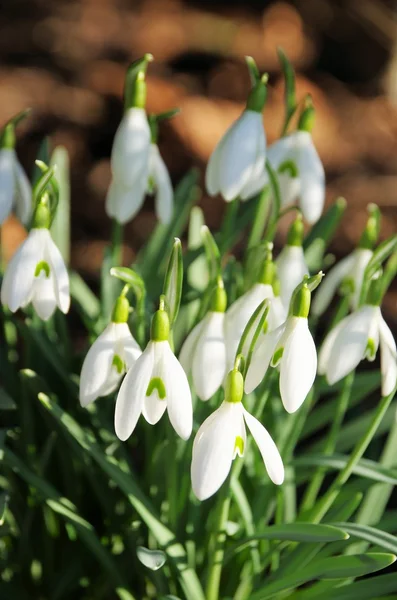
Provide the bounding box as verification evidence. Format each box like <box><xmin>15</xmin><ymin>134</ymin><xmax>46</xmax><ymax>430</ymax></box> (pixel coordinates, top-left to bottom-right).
<box><xmin>106</xmin><ymin>107</ymin><xmax>151</xmax><ymax>224</ymax></box>
<box><xmin>0</xmin><ymin>123</ymin><xmax>32</xmax><ymax>225</ymax></box>
<box><xmin>267</xmin><ymin>102</ymin><xmax>325</xmax><ymax>224</ymax></box>
<box><xmin>206</xmin><ymin>77</ymin><xmax>268</xmax><ymax>202</ymax></box>
<box><xmin>180</xmin><ymin>281</ymin><xmax>227</xmax><ymax>401</ymax></box>
<box><xmin>276</xmin><ymin>215</ymin><xmax>309</xmax><ymax>309</ymax></box>
<box><xmin>191</xmin><ymin>368</ymin><xmax>284</xmax><ymax>501</ymax></box>
<box><xmin>79</xmin><ymin>294</ymin><xmax>141</xmax><ymax>407</ymax></box>
<box><xmin>115</xmin><ymin>304</ymin><xmax>193</xmax><ymax>441</ymax></box>
<box><xmin>1</xmin><ymin>227</ymin><xmax>70</xmax><ymax>321</ymax></box>
<box><xmin>319</xmin><ymin>279</ymin><xmax>397</xmax><ymax>396</ymax></box>
<box><xmin>246</xmin><ymin>274</ymin><xmax>323</xmax><ymax>413</ymax></box>
<box><xmin>147</xmin><ymin>143</ymin><xmax>173</xmax><ymax>224</ymax></box>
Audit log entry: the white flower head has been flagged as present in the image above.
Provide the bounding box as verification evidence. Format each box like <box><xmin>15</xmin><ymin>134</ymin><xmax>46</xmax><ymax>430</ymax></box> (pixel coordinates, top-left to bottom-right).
<box><xmin>1</xmin><ymin>227</ymin><xmax>70</xmax><ymax>321</ymax></box>
<box><xmin>319</xmin><ymin>303</ymin><xmax>397</xmax><ymax>397</ymax></box>
<box><xmin>115</xmin><ymin>307</ymin><xmax>193</xmax><ymax>441</ymax></box>
<box><xmin>0</xmin><ymin>143</ymin><xmax>32</xmax><ymax>226</ymax></box>
<box><xmin>191</xmin><ymin>369</ymin><xmax>284</xmax><ymax>501</ymax></box>
<box><xmin>276</xmin><ymin>216</ymin><xmax>309</xmax><ymax>310</ymax></box>
<box><xmin>106</xmin><ymin>107</ymin><xmax>151</xmax><ymax>224</ymax></box>
<box><xmin>147</xmin><ymin>143</ymin><xmax>173</xmax><ymax>225</ymax></box>
<box><xmin>80</xmin><ymin>296</ymin><xmax>142</xmax><ymax>407</ymax></box>
<box><xmin>267</xmin><ymin>129</ymin><xmax>325</xmax><ymax>224</ymax></box>
<box><xmin>206</xmin><ymin>78</ymin><xmax>268</xmax><ymax>202</ymax></box>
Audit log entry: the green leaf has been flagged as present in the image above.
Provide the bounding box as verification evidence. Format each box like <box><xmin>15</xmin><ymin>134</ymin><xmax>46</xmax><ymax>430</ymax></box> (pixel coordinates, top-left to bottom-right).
<box><xmin>0</xmin><ymin>387</ymin><xmax>16</xmax><ymax>410</ymax></box>
<box><xmin>245</xmin><ymin>56</ymin><xmax>260</xmax><ymax>86</ymax></box>
<box><xmin>278</xmin><ymin>47</ymin><xmax>297</xmax><ymax>136</ymax></box>
<box><xmin>366</xmin><ymin>235</ymin><xmax>397</xmax><ymax>281</ymax></box>
<box><xmin>201</xmin><ymin>225</ymin><xmax>221</xmax><ymax>282</ymax></box>
<box><xmin>187</xmin><ymin>207</ymin><xmax>208</xmax><ymax>292</ymax></box>
<box><xmin>51</xmin><ymin>146</ymin><xmax>70</xmax><ymax>265</ymax></box>
<box><xmin>293</xmin><ymin>454</ymin><xmax>397</xmax><ymax>485</ymax></box>
<box><xmin>304</xmin><ymin>197</ymin><xmax>347</xmax><ymax>271</ymax></box>
<box><xmin>252</xmin><ymin>553</ymin><xmax>396</xmax><ymax>599</ymax></box>
<box><xmin>69</xmin><ymin>271</ymin><xmax>100</xmax><ymax>322</ymax></box>
<box><xmin>264</xmin><ymin>160</ymin><xmax>281</xmax><ymax>239</ymax></box>
<box><xmin>163</xmin><ymin>238</ymin><xmax>183</xmax><ymax>326</ymax></box>
<box><xmin>318</xmin><ymin>573</ymin><xmax>397</xmax><ymax>600</ymax></box>
<box><xmin>0</xmin><ymin>492</ymin><xmax>8</xmax><ymax>526</ymax></box>
<box><xmin>110</xmin><ymin>267</ymin><xmax>145</xmax><ymax>293</ymax></box>
<box><xmin>332</xmin><ymin>522</ymin><xmax>397</xmax><ymax>554</ymax></box>
<box><xmin>136</xmin><ymin>546</ymin><xmax>166</xmax><ymax>570</ymax></box>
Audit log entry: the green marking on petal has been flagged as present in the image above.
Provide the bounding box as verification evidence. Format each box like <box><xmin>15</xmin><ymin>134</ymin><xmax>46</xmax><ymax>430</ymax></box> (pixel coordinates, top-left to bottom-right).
<box><xmin>262</xmin><ymin>320</ymin><xmax>269</xmax><ymax>334</ymax></box>
<box><xmin>34</xmin><ymin>261</ymin><xmax>50</xmax><ymax>278</ymax></box>
<box><xmin>365</xmin><ymin>338</ymin><xmax>377</xmax><ymax>361</ymax></box>
<box><xmin>112</xmin><ymin>354</ymin><xmax>124</xmax><ymax>374</ymax></box>
<box><xmin>146</xmin><ymin>377</ymin><xmax>166</xmax><ymax>400</ymax></box>
<box><xmin>272</xmin><ymin>346</ymin><xmax>284</xmax><ymax>367</ymax></box>
<box><xmin>278</xmin><ymin>159</ymin><xmax>298</xmax><ymax>178</ymax></box>
<box><xmin>234</xmin><ymin>436</ymin><xmax>245</xmax><ymax>457</ymax></box>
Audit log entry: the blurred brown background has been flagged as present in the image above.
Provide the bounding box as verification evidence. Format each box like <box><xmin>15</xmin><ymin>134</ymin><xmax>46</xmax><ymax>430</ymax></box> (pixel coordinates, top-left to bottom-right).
<box><xmin>1</xmin><ymin>0</ymin><xmax>397</xmax><ymax>314</ymax></box>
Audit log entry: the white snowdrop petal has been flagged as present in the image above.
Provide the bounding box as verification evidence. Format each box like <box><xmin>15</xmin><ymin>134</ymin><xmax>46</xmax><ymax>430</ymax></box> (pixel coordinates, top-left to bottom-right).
<box><xmin>318</xmin><ymin>317</ymin><xmax>346</xmax><ymax>376</ymax></box>
<box><xmin>244</xmin><ymin>324</ymin><xmax>285</xmax><ymax>394</ymax></box>
<box><xmin>277</xmin><ymin>172</ymin><xmax>301</xmax><ymax>209</ymax></box>
<box><xmin>31</xmin><ymin>271</ymin><xmax>57</xmax><ymax>321</ymax></box>
<box><xmin>267</xmin><ymin>135</ymin><xmax>296</xmax><ymax>168</ymax></box>
<box><xmin>312</xmin><ymin>253</ymin><xmax>356</xmax><ymax>317</ymax></box>
<box><xmin>1</xmin><ymin>229</ymin><xmax>44</xmax><ymax>312</ymax></box>
<box><xmin>276</xmin><ymin>246</ymin><xmax>309</xmax><ymax>309</ymax></box>
<box><xmin>297</xmin><ymin>133</ymin><xmax>325</xmax><ymax>225</ymax></box>
<box><xmin>13</xmin><ymin>159</ymin><xmax>32</xmax><ymax>225</ymax></box>
<box><xmin>239</xmin><ymin>124</ymin><xmax>267</xmax><ymax>201</ymax></box>
<box><xmin>45</xmin><ymin>231</ymin><xmax>70</xmax><ymax>314</ymax></box>
<box><xmin>115</xmin><ymin>322</ymin><xmax>142</xmax><ymax>369</ymax></box>
<box><xmin>191</xmin><ymin>402</ymin><xmax>241</xmax><ymax>500</ymax></box>
<box><xmin>269</xmin><ymin>296</ymin><xmax>287</xmax><ymax>330</ymax></box>
<box><xmin>0</xmin><ymin>149</ymin><xmax>15</xmax><ymax>224</ymax></box>
<box><xmin>239</xmin><ymin>169</ymin><xmax>268</xmax><ymax>201</ymax></box>
<box><xmin>279</xmin><ymin>317</ymin><xmax>317</xmax><ymax>413</ymax></box>
<box><xmin>379</xmin><ymin>316</ymin><xmax>397</xmax><ymax>397</ymax></box>
<box><xmin>162</xmin><ymin>344</ymin><xmax>193</xmax><ymax>439</ymax></box>
<box><xmin>192</xmin><ymin>312</ymin><xmax>226</xmax><ymax>401</ymax></box>
<box><xmin>142</xmin><ymin>394</ymin><xmax>168</xmax><ymax>425</ymax></box>
<box><xmin>150</xmin><ymin>145</ymin><xmax>173</xmax><ymax>224</ymax></box>
<box><xmin>205</xmin><ymin>134</ymin><xmax>225</xmax><ymax>197</ymax></box>
<box><xmin>243</xmin><ymin>408</ymin><xmax>284</xmax><ymax>485</ymax></box>
<box><xmin>326</xmin><ymin>305</ymin><xmax>377</xmax><ymax>385</ymax></box>
<box><xmin>351</xmin><ymin>249</ymin><xmax>373</xmax><ymax>310</ymax></box>
<box><xmin>179</xmin><ymin>319</ymin><xmax>205</xmax><ymax>375</ymax></box>
<box><xmin>142</xmin><ymin>342</ymin><xmax>169</xmax><ymax>425</ymax></box>
<box><xmin>114</xmin><ymin>342</ymin><xmax>154</xmax><ymax>441</ymax></box>
<box><xmin>105</xmin><ymin>179</ymin><xmax>147</xmax><ymax>225</ymax></box>
<box><xmin>79</xmin><ymin>323</ymin><xmax>118</xmax><ymax>407</ymax></box>
<box><xmin>219</xmin><ymin>111</ymin><xmax>264</xmax><ymax>201</ymax></box>
<box><xmin>111</xmin><ymin>108</ymin><xmax>151</xmax><ymax>187</ymax></box>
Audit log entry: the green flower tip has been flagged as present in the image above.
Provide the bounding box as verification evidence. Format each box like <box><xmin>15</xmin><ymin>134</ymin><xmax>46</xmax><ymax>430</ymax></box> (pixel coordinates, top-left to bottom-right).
<box><xmin>151</xmin><ymin>305</ymin><xmax>170</xmax><ymax>342</ymax></box>
<box><xmin>290</xmin><ymin>283</ymin><xmax>311</xmax><ymax>318</ymax></box>
<box><xmin>287</xmin><ymin>214</ymin><xmax>304</xmax><ymax>247</ymax></box>
<box><xmin>32</xmin><ymin>198</ymin><xmax>51</xmax><ymax>229</ymax></box>
<box><xmin>359</xmin><ymin>203</ymin><xmax>381</xmax><ymax>250</ymax></box>
<box><xmin>258</xmin><ymin>246</ymin><xmax>275</xmax><ymax>285</ymax></box>
<box><xmin>225</xmin><ymin>369</ymin><xmax>244</xmax><ymax>404</ymax></box>
<box><xmin>112</xmin><ymin>295</ymin><xmax>130</xmax><ymax>324</ymax></box>
<box><xmin>210</xmin><ymin>279</ymin><xmax>227</xmax><ymax>313</ymax></box>
<box><xmin>246</xmin><ymin>76</ymin><xmax>268</xmax><ymax>113</ymax></box>
<box><xmin>0</xmin><ymin>123</ymin><xmax>16</xmax><ymax>150</ymax></box>
<box><xmin>124</xmin><ymin>53</ymin><xmax>154</xmax><ymax>111</ymax></box>
<box><xmin>298</xmin><ymin>95</ymin><xmax>315</xmax><ymax>132</ymax></box>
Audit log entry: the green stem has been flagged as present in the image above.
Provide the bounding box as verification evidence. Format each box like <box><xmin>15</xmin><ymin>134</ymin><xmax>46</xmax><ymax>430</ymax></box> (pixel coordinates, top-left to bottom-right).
<box><xmin>306</xmin><ymin>388</ymin><xmax>396</xmax><ymax>524</ymax></box>
<box><xmin>220</xmin><ymin>198</ymin><xmax>239</xmax><ymax>254</ymax></box>
<box><xmin>299</xmin><ymin>372</ymin><xmax>355</xmax><ymax>515</ymax></box>
<box><xmin>245</xmin><ymin>187</ymin><xmax>271</xmax><ymax>255</ymax></box>
<box><xmin>111</xmin><ymin>219</ymin><xmax>123</xmax><ymax>266</ymax></box>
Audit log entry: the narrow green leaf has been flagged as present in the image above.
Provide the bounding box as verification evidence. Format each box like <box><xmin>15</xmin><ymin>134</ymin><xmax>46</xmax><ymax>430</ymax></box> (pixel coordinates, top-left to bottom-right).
<box><xmin>201</xmin><ymin>225</ymin><xmax>221</xmax><ymax>282</ymax></box>
<box><xmin>163</xmin><ymin>238</ymin><xmax>183</xmax><ymax>326</ymax></box>
<box><xmin>333</xmin><ymin>523</ymin><xmax>397</xmax><ymax>554</ymax></box>
<box><xmin>293</xmin><ymin>454</ymin><xmax>397</xmax><ymax>485</ymax></box>
<box><xmin>304</xmin><ymin>197</ymin><xmax>347</xmax><ymax>271</ymax></box>
<box><xmin>136</xmin><ymin>546</ymin><xmax>166</xmax><ymax>571</ymax></box>
<box><xmin>264</xmin><ymin>160</ymin><xmax>281</xmax><ymax>240</ymax></box>
<box><xmin>187</xmin><ymin>207</ymin><xmax>208</xmax><ymax>292</ymax></box>
<box><xmin>245</xmin><ymin>56</ymin><xmax>260</xmax><ymax>86</ymax></box>
<box><xmin>110</xmin><ymin>267</ymin><xmax>145</xmax><ymax>293</ymax></box>
<box><xmin>0</xmin><ymin>492</ymin><xmax>8</xmax><ymax>525</ymax></box>
<box><xmin>69</xmin><ymin>271</ymin><xmax>100</xmax><ymax>321</ymax></box>
<box><xmin>50</xmin><ymin>146</ymin><xmax>70</xmax><ymax>264</ymax></box>
<box><xmin>0</xmin><ymin>387</ymin><xmax>16</xmax><ymax>410</ymax></box>
<box><xmin>278</xmin><ymin>47</ymin><xmax>297</xmax><ymax>136</ymax></box>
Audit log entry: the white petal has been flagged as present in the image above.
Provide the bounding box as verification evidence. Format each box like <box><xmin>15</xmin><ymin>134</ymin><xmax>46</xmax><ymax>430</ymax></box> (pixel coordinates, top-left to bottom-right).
<box><xmin>311</xmin><ymin>253</ymin><xmax>356</xmax><ymax>317</ymax></box>
<box><xmin>219</xmin><ymin>111</ymin><xmax>265</xmax><ymax>201</ymax></box>
<box><xmin>244</xmin><ymin>324</ymin><xmax>285</xmax><ymax>394</ymax></box>
<box><xmin>269</xmin><ymin>296</ymin><xmax>287</xmax><ymax>330</ymax></box>
<box><xmin>44</xmin><ymin>230</ymin><xmax>70</xmax><ymax>314</ymax></box>
<box><xmin>31</xmin><ymin>270</ymin><xmax>57</xmax><ymax>321</ymax></box>
<box><xmin>350</xmin><ymin>249</ymin><xmax>373</xmax><ymax>310</ymax></box>
<box><xmin>325</xmin><ymin>305</ymin><xmax>377</xmax><ymax>385</ymax></box>
<box><xmin>239</xmin><ymin>124</ymin><xmax>267</xmax><ymax>201</ymax></box>
<box><xmin>13</xmin><ymin>159</ymin><xmax>32</xmax><ymax>225</ymax></box>
<box><xmin>114</xmin><ymin>322</ymin><xmax>142</xmax><ymax>369</ymax></box>
<box><xmin>149</xmin><ymin>144</ymin><xmax>173</xmax><ymax>224</ymax></box>
<box><xmin>205</xmin><ymin>134</ymin><xmax>225</xmax><ymax>197</ymax></box>
<box><xmin>277</xmin><ymin>172</ymin><xmax>301</xmax><ymax>209</ymax></box>
<box><xmin>243</xmin><ymin>408</ymin><xmax>284</xmax><ymax>484</ymax></box>
<box><xmin>191</xmin><ymin>401</ymin><xmax>242</xmax><ymax>500</ymax></box>
<box><xmin>0</xmin><ymin>149</ymin><xmax>15</xmax><ymax>224</ymax></box>
<box><xmin>296</xmin><ymin>132</ymin><xmax>325</xmax><ymax>224</ymax></box>
<box><xmin>114</xmin><ymin>342</ymin><xmax>154</xmax><ymax>441</ymax></box>
<box><xmin>279</xmin><ymin>317</ymin><xmax>317</xmax><ymax>413</ymax></box>
<box><xmin>192</xmin><ymin>312</ymin><xmax>226</xmax><ymax>401</ymax></box>
<box><xmin>179</xmin><ymin>319</ymin><xmax>205</xmax><ymax>375</ymax></box>
<box><xmin>379</xmin><ymin>316</ymin><xmax>397</xmax><ymax>397</ymax></box>
<box><xmin>267</xmin><ymin>135</ymin><xmax>296</xmax><ymax>168</ymax></box>
<box><xmin>105</xmin><ymin>179</ymin><xmax>146</xmax><ymax>225</ymax></box>
<box><xmin>142</xmin><ymin>341</ymin><xmax>168</xmax><ymax>425</ymax></box>
<box><xmin>111</xmin><ymin>108</ymin><xmax>151</xmax><ymax>187</ymax></box>
<box><xmin>318</xmin><ymin>317</ymin><xmax>346</xmax><ymax>376</ymax></box>
<box><xmin>79</xmin><ymin>323</ymin><xmax>118</xmax><ymax>407</ymax></box>
<box><xmin>161</xmin><ymin>343</ymin><xmax>193</xmax><ymax>439</ymax></box>
<box><xmin>239</xmin><ymin>169</ymin><xmax>268</xmax><ymax>201</ymax></box>
<box><xmin>276</xmin><ymin>245</ymin><xmax>309</xmax><ymax>309</ymax></box>
<box><xmin>1</xmin><ymin>228</ymin><xmax>44</xmax><ymax>312</ymax></box>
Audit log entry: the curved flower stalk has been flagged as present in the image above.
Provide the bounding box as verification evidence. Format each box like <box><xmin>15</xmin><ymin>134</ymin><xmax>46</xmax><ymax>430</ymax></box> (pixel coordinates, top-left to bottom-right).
<box><xmin>115</xmin><ymin>303</ymin><xmax>193</xmax><ymax>441</ymax></box>
<box><xmin>245</xmin><ymin>274</ymin><xmax>322</xmax><ymax>413</ymax></box>
<box><xmin>179</xmin><ymin>281</ymin><xmax>227</xmax><ymax>401</ymax></box>
<box><xmin>191</xmin><ymin>368</ymin><xmax>284</xmax><ymax>501</ymax></box>
<box><xmin>318</xmin><ymin>280</ymin><xmax>397</xmax><ymax>396</ymax></box>
<box><xmin>0</xmin><ymin>123</ymin><xmax>32</xmax><ymax>225</ymax></box>
<box><xmin>206</xmin><ymin>74</ymin><xmax>268</xmax><ymax>202</ymax></box>
<box><xmin>1</xmin><ymin>180</ymin><xmax>70</xmax><ymax>323</ymax></box>
<box><xmin>276</xmin><ymin>215</ymin><xmax>309</xmax><ymax>310</ymax></box>
<box><xmin>267</xmin><ymin>101</ymin><xmax>325</xmax><ymax>224</ymax></box>
<box><xmin>79</xmin><ymin>293</ymin><xmax>141</xmax><ymax>407</ymax></box>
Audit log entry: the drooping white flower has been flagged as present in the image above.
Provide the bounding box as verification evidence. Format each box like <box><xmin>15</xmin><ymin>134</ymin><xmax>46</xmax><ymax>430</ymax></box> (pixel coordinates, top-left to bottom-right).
<box><xmin>0</xmin><ymin>147</ymin><xmax>32</xmax><ymax>225</ymax></box>
<box><xmin>1</xmin><ymin>228</ymin><xmax>70</xmax><ymax>321</ymax></box>
<box><xmin>319</xmin><ymin>304</ymin><xmax>397</xmax><ymax>396</ymax></box>
<box><xmin>180</xmin><ymin>311</ymin><xmax>226</xmax><ymax>401</ymax></box>
<box><xmin>79</xmin><ymin>295</ymin><xmax>142</xmax><ymax>407</ymax></box>
<box><xmin>147</xmin><ymin>143</ymin><xmax>173</xmax><ymax>224</ymax></box>
<box><xmin>276</xmin><ymin>245</ymin><xmax>309</xmax><ymax>310</ymax></box>
<box><xmin>267</xmin><ymin>130</ymin><xmax>325</xmax><ymax>224</ymax></box>
<box><xmin>106</xmin><ymin>107</ymin><xmax>151</xmax><ymax>224</ymax></box>
<box><xmin>115</xmin><ymin>308</ymin><xmax>193</xmax><ymax>441</ymax></box>
<box><xmin>312</xmin><ymin>248</ymin><xmax>372</xmax><ymax>316</ymax></box>
<box><xmin>191</xmin><ymin>369</ymin><xmax>284</xmax><ymax>501</ymax></box>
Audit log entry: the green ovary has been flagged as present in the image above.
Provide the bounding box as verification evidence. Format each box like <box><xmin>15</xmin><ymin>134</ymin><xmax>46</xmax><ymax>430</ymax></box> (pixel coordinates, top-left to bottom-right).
<box><xmin>146</xmin><ymin>377</ymin><xmax>166</xmax><ymax>399</ymax></box>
